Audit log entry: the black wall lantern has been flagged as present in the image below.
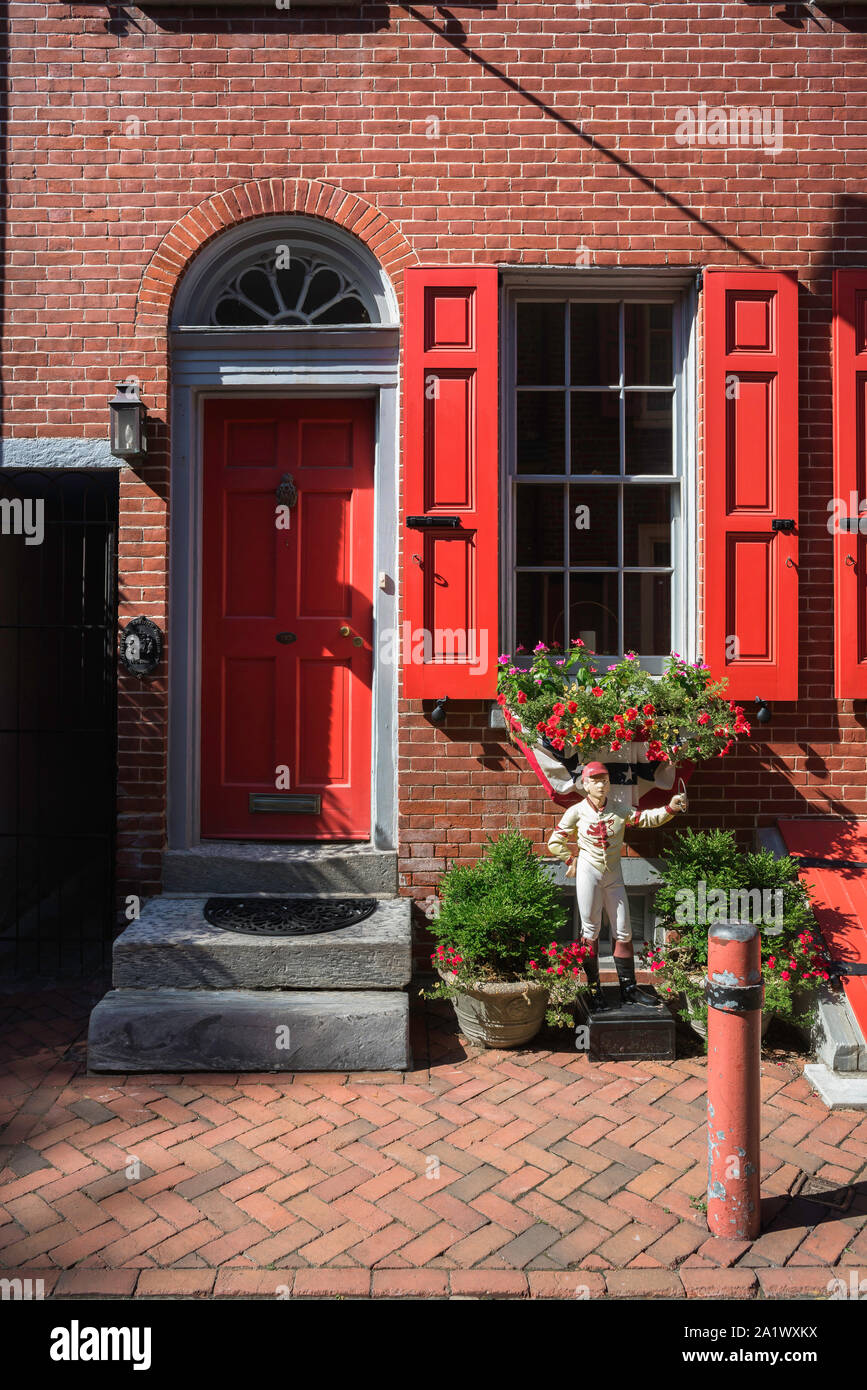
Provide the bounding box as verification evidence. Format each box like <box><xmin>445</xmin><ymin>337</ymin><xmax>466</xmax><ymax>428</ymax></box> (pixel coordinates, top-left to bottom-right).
<box><xmin>109</xmin><ymin>382</ymin><xmax>148</xmax><ymax>460</ymax></box>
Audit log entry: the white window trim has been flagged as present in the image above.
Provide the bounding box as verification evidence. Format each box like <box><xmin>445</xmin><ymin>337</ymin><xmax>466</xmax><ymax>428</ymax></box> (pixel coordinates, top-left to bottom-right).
<box><xmin>499</xmin><ymin>272</ymin><xmax>698</xmax><ymax>676</ymax></box>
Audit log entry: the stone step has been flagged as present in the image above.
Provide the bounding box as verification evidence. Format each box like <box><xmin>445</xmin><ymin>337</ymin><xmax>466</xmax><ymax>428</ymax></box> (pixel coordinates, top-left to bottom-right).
<box><xmin>812</xmin><ymin>988</ymin><xmax>867</xmax><ymax>1072</ymax></box>
<box><xmin>112</xmin><ymin>895</ymin><xmax>411</xmax><ymax>991</ymax></box>
<box><xmin>87</xmin><ymin>987</ymin><xmax>410</xmax><ymax>1073</ymax></box>
<box><xmin>804</xmin><ymin>1063</ymin><xmax>867</xmax><ymax>1111</ymax></box>
<box><xmin>163</xmin><ymin>842</ymin><xmax>398</xmax><ymax>895</ymax></box>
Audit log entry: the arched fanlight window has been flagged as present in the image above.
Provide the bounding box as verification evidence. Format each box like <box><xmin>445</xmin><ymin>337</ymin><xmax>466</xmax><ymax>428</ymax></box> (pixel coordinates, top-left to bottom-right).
<box><xmin>212</xmin><ymin>253</ymin><xmax>371</xmax><ymax>327</ymax></box>
<box><xmin>171</xmin><ymin>215</ymin><xmax>397</xmax><ymax>329</ymax></box>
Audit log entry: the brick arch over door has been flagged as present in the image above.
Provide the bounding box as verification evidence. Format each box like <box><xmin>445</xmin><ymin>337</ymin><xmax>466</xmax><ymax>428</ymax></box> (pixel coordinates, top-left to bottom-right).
<box><xmin>135</xmin><ymin>179</ymin><xmax>418</xmax><ymax>333</ymax></box>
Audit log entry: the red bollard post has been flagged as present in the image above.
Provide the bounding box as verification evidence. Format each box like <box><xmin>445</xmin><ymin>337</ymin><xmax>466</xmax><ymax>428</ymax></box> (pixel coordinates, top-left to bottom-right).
<box><xmin>706</xmin><ymin>921</ymin><xmax>763</xmax><ymax>1240</ymax></box>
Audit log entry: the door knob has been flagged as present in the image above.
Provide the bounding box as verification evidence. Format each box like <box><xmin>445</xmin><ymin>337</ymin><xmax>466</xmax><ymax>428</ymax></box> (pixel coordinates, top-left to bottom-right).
<box><xmin>275</xmin><ymin>632</ymin><xmax>296</xmax><ymax>644</ymax></box>
<box><xmin>338</xmin><ymin>625</ymin><xmax>351</xmax><ymax>637</ymax></box>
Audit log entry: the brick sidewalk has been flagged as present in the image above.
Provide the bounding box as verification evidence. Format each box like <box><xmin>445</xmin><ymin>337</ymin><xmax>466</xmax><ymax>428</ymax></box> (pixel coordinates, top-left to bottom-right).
<box><xmin>1</xmin><ymin>980</ymin><xmax>865</xmax><ymax>1299</ymax></box>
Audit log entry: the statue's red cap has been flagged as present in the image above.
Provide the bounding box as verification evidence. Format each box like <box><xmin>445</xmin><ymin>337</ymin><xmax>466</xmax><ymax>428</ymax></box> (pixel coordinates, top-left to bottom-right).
<box><xmin>582</xmin><ymin>761</ymin><xmax>608</xmax><ymax>777</ymax></box>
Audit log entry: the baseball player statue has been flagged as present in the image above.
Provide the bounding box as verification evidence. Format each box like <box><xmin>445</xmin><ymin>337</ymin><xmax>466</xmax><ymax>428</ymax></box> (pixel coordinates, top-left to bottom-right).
<box><xmin>547</xmin><ymin>761</ymin><xmax>687</xmax><ymax>1011</ymax></box>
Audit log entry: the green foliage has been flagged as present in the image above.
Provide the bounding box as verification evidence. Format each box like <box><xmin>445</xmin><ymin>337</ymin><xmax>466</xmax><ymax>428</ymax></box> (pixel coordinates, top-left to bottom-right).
<box><xmin>496</xmin><ymin>644</ymin><xmax>749</xmax><ymax>764</ymax></box>
<box><xmin>430</xmin><ymin>828</ymin><xmax>568</xmax><ymax>979</ymax></box>
<box><xmin>643</xmin><ymin>829</ymin><xmax>830</xmax><ymax>1034</ymax></box>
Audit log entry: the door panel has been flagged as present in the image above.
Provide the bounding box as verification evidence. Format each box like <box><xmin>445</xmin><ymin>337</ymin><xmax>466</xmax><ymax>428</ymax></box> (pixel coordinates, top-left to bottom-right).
<box><xmin>201</xmin><ymin>397</ymin><xmax>374</xmax><ymax>839</ymax></box>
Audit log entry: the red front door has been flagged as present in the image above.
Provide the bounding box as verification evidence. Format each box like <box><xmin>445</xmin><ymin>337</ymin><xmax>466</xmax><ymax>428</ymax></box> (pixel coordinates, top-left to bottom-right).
<box><xmin>201</xmin><ymin>397</ymin><xmax>374</xmax><ymax>840</ymax></box>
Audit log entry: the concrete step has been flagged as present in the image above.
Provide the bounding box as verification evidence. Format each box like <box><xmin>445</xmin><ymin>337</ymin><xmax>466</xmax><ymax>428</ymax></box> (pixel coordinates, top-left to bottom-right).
<box><xmin>87</xmin><ymin>987</ymin><xmax>410</xmax><ymax>1072</ymax></box>
<box><xmin>163</xmin><ymin>842</ymin><xmax>398</xmax><ymax>895</ymax></box>
<box><xmin>112</xmin><ymin>895</ymin><xmax>411</xmax><ymax>991</ymax></box>
<box><xmin>812</xmin><ymin>988</ymin><xmax>867</xmax><ymax>1072</ymax></box>
<box><xmin>804</xmin><ymin>1063</ymin><xmax>867</xmax><ymax>1110</ymax></box>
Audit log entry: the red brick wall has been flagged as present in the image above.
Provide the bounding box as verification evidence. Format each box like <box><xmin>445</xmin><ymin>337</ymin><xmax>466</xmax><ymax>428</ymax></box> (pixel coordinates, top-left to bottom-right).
<box><xmin>3</xmin><ymin>3</ymin><xmax>866</xmax><ymax>923</ymax></box>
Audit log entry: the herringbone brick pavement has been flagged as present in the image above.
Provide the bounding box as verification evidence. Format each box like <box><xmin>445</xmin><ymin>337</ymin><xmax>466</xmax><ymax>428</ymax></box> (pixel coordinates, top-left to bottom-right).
<box><xmin>1</xmin><ymin>978</ymin><xmax>865</xmax><ymax>1299</ymax></box>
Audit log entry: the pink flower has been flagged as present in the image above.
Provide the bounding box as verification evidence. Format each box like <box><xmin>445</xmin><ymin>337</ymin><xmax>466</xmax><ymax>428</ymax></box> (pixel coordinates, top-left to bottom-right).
<box><xmin>780</xmin><ymin>970</ymin><xmax>790</xmax><ymax>981</ymax></box>
<box><xmin>497</xmin><ymin>654</ymin><xmax>510</xmax><ymax>665</ymax></box>
<box><xmin>572</xmin><ymin>638</ymin><xmax>585</xmax><ymax>647</ymax></box>
<box><xmin>516</xmin><ymin>645</ymin><xmax>526</xmax><ymax>652</ymax></box>
<box><xmin>534</xmin><ymin>642</ymin><xmax>547</xmax><ymax>652</ymax></box>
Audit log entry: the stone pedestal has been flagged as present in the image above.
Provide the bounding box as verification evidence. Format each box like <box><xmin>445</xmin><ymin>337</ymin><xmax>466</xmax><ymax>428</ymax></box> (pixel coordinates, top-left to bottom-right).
<box><xmin>579</xmin><ymin>987</ymin><xmax>676</xmax><ymax>1061</ymax></box>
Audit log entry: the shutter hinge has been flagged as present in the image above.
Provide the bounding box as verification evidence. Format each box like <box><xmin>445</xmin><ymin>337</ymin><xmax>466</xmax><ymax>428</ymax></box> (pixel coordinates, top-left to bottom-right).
<box><xmin>695</xmin><ymin>270</ymin><xmax>704</xmax><ymax>294</ymax></box>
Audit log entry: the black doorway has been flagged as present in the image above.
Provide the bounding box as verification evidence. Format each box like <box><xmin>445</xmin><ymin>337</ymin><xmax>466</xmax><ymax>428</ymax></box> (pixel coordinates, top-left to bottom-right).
<box><xmin>0</xmin><ymin>470</ymin><xmax>118</xmax><ymax>975</ymax></box>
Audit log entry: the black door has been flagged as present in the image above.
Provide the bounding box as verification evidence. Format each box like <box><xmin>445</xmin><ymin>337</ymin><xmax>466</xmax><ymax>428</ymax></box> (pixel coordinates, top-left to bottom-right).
<box><xmin>0</xmin><ymin>470</ymin><xmax>118</xmax><ymax>974</ymax></box>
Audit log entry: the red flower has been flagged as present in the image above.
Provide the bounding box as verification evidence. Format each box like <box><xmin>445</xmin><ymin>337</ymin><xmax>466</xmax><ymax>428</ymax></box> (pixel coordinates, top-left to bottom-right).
<box><xmin>496</xmin><ymin>693</ymin><xmax>506</xmax><ymax>705</ymax></box>
<box><xmin>516</xmin><ymin>691</ymin><xmax>527</xmax><ymax>704</ymax></box>
<box><xmin>610</xmin><ymin>739</ymin><xmax>621</xmax><ymax>750</ymax></box>
<box><xmin>601</xmin><ymin>723</ymin><xmax>611</xmax><ymax>735</ymax></box>
<box><xmin>780</xmin><ymin>969</ymin><xmax>790</xmax><ymax>981</ymax></box>
<box><xmin>697</xmin><ymin>712</ymin><xmax>710</xmax><ymax>726</ymax></box>
<box><xmin>622</xmin><ymin>730</ymin><xmax>633</xmax><ymax>741</ymax></box>
<box><xmin>591</xmin><ymin>686</ymin><xmax>604</xmax><ymax>697</ymax></box>
<box><xmin>567</xmin><ymin>701</ymin><xmax>578</xmax><ymax>714</ymax></box>
<box><xmin>553</xmin><ymin>702</ymin><xmax>565</xmax><ymax>716</ymax></box>
<box><xmin>625</xmin><ymin>707</ymin><xmax>639</xmax><ymax>721</ymax></box>
<box><xmin>643</xmin><ymin>703</ymin><xmax>654</xmax><ymax>716</ymax></box>
<box><xmin>768</xmin><ymin>956</ymin><xmax>776</xmax><ymax>968</ymax></box>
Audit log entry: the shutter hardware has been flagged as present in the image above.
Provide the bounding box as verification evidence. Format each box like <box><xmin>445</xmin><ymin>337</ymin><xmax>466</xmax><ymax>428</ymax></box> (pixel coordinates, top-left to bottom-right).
<box><xmin>771</xmin><ymin>518</ymin><xmax>796</xmax><ymax>532</ymax></box>
<box><xmin>406</xmin><ymin>515</ymin><xmax>461</xmax><ymax>528</ymax></box>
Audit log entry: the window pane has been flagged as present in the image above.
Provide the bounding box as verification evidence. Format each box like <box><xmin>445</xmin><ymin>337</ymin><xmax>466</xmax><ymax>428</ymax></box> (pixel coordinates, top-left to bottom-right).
<box><xmin>516</xmin><ymin>573</ymin><xmax>565</xmax><ymax>650</ymax></box>
<box><xmin>517</xmin><ymin>303</ymin><xmax>565</xmax><ymax>385</ymax></box>
<box><xmin>624</xmin><ymin>573</ymin><xmax>671</xmax><ymax>655</ymax></box>
<box><xmin>625</xmin><ymin>392</ymin><xmax>673</xmax><ymax>475</ymax></box>
<box><xmin>625</xmin><ymin>304</ymin><xmax>674</xmax><ymax>386</ymax></box>
<box><xmin>570</xmin><ymin>303</ymin><xmax>619</xmax><ymax>385</ymax></box>
<box><xmin>569</xmin><ymin>572</ymin><xmax>619</xmax><ymax>654</ymax></box>
<box><xmin>516</xmin><ymin>485</ymin><xmax>564</xmax><ymax>565</ymax></box>
<box><xmin>571</xmin><ymin>393</ymin><xmax>620</xmax><ymax>475</ymax></box>
<box><xmin>623</xmin><ymin>486</ymin><xmax>672</xmax><ymax>567</ymax></box>
<box><xmin>569</xmin><ymin>484</ymin><xmax>618</xmax><ymax>566</ymax></box>
<box><xmin>517</xmin><ymin>392</ymin><xmax>565</xmax><ymax>474</ymax></box>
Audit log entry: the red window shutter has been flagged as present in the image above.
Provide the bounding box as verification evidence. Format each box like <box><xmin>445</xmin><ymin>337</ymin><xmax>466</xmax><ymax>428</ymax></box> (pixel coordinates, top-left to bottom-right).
<box><xmin>833</xmin><ymin>270</ymin><xmax>867</xmax><ymax>698</ymax></box>
<box><xmin>402</xmin><ymin>266</ymin><xmax>499</xmax><ymax>698</ymax></box>
<box><xmin>702</xmin><ymin>270</ymin><xmax>799</xmax><ymax>701</ymax></box>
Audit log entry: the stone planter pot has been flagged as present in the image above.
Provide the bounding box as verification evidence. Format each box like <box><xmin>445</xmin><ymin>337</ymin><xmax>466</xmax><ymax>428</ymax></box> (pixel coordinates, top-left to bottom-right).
<box><xmin>439</xmin><ymin>971</ymin><xmax>549</xmax><ymax>1048</ymax></box>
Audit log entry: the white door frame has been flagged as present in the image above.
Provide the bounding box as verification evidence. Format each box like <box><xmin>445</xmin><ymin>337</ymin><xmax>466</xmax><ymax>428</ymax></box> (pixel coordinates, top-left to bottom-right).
<box><xmin>167</xmin><ymin>326</ymin><xmax>400</xmax><ymax>851</ymax></box>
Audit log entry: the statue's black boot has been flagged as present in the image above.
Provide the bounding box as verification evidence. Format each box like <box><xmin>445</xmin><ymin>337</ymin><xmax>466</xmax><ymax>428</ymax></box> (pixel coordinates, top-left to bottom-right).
<box><xmin>615</xmin><ymin>954</ymin><xmax>658</xmax><ymax>1007</ymax></box>
<box><xmin>583</xmin><ymin>947</ymin><xmax>610</xmax><ymax>1012</ymax></box>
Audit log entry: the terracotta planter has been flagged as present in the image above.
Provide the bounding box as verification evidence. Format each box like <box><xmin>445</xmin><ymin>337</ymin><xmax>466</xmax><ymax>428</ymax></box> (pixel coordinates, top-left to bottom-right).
<box><xmin>439</xmin><ymin>971</ymin><xmax>549</xmax><ymax>1048</ymax></box>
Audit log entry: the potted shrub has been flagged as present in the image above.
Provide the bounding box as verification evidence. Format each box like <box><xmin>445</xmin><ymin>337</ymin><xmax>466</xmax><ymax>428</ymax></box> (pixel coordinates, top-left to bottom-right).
<box><xmin>425</xmin><ymin>829</ymin><xmax>588</xmax><ymax>1047</ymax></box>
<box><xmin>641</xmin><ymin>829</ymin><xmax>831</xmax><ymax>1042</ymax></box>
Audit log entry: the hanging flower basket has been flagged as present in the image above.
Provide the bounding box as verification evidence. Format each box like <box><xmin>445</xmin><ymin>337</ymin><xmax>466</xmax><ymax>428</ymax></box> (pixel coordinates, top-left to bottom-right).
<box><xmin>497</xmin><ymin>642</ymin><xmax>750</xmax><ymax>805</ymax></box>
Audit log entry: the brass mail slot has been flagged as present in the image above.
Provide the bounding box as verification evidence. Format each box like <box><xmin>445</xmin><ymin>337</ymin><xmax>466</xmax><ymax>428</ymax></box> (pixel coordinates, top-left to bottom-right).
<box><xmin>249</xmin><ymin>793</ymin><xmax>321</xmax><ymax>814</ymax></box>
